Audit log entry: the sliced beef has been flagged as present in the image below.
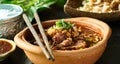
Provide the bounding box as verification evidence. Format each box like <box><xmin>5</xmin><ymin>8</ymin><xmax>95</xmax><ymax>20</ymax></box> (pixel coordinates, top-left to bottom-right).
<box><xmin>56</xmin><ymin>40</ymin><xmax>87</xmax><ymax>50</ymax></box>
<box><xmin>72</xmin><ymin>40</ymin><xmax>87</xmax><ymax>49</ymax></box>
<box><xmin>52</xmin><ymin>32</ymin><xmax>66</xmax><ymax>44</ymax></box>
<box><xmin>59</xmin><ymin>38</ymin><xmax>72</xmax><ymax>47</ymax></box>
<box><xmin>52</xmin><ymin>38</ymin><xmax>72</xmax><ymax>50</ymax></box>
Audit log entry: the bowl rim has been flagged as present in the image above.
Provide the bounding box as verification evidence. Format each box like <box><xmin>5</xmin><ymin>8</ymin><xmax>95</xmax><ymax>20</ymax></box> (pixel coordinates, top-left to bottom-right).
<box><xmin>14</xmin><ymin>17</ymin><xmax>112</xmax><ymax>54</ymax></box>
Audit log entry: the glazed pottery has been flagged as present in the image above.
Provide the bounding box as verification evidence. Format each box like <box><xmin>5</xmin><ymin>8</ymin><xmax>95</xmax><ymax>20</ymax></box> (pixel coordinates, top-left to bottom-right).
<box><xmin>14</xmin><ymin>17</ymin><xmax>112</xmax><ymax>64</ymax></box>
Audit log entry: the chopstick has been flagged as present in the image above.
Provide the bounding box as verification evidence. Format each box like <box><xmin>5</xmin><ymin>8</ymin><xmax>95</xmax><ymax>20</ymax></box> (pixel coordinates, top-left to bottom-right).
<box><xmin>34</xmin><ymin>12</ymin><xmax>55</xmax><ymax>61</ymax></box>
<box><xmin>22</xmin><ymin>13</ymin><xmax>54</xmax><ymax>61</ymax></box>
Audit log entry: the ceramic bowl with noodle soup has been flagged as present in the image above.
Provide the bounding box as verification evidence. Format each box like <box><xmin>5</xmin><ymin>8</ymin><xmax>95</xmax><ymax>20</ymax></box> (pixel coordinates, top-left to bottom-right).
<box><xmin>14</xmin><ymin>17</ymin><xmax>111</xmax><ymax>64</ymax></box>
<box><xmin>64</xmin><ymin>0</ymin><xmax>120</xmax><ymax>22</ymax></box>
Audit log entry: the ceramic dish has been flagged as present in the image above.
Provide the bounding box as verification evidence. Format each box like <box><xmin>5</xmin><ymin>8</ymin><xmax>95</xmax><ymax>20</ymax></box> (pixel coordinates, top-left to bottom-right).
<box><xmin>0</xmin><ymin>4</ymin><xmax>23</xmax><ymax>20</ymax></box>
<box><xmin>0</xmin><ymin>38</ymin><xmax>16</xmax><ymax>61</ymax></box>
<box><xmin>14</xmin><ymin>17</ymin><xmax>111</xmax><ymax>64</ymax></box>
<box><xmin>0</xmin><ymin>4</ymin><xmax>25</xmax><ymax>39</ymax></box>
<box><xmin>64</xmin><ymin>0</ymin><xmax>120</xmax><ymax>22</ymax></box>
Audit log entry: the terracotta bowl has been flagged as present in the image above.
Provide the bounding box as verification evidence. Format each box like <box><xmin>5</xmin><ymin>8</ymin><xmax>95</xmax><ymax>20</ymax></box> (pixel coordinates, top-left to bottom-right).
<box><xmin>64</xmin><ymin>0</ymin><xmax>120</xmax><ymax>22</ymax></box>
<box><xmin>0</xmin><ymin>38</ymin><xmax>16</xmax><ymax>61</ymax></box>
<box><xmin>14</xmin><ymin>17</ymin><xmax>111</xmax><ymax>64</ymax></box>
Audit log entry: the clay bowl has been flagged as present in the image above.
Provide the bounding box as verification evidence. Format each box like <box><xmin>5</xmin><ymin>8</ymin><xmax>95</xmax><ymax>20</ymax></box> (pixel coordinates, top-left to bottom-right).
<box><xmin>0</xmin><ymin>38</ymin><xmax>16</xmax><ymax>61</ymax></box>
<box><xmin>14</xmin><ymin>17</ymin><xmax>111</xmax><ymax>64</ymax></box>
<box><xmin>64</xmin><ymin>0</ymin><xmax>120</xmax><ymax>22</ymax></box>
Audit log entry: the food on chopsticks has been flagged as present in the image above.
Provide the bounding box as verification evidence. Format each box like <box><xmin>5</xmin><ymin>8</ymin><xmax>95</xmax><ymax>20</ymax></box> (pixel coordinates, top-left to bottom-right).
<box><xmin>33</xmin><ymin>20</ymin><xmax>102</xmax><ymax>50</ymax></box>
<box><xmin>77</xmin><ymin>0</ymin><xmax>120</xmax><ymax>13</ymax></box>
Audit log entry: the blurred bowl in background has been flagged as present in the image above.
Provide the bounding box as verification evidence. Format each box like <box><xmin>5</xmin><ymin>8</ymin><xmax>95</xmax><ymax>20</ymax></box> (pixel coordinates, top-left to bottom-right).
<box><xmin>0</xmin><ymin>4</ymin><xmax>25</xmax><ymax>39</ymax></box>
<box><xmin>64</xmin><ymin>0</ymin><xmax>120</xmax><ymax>22</ymax></box>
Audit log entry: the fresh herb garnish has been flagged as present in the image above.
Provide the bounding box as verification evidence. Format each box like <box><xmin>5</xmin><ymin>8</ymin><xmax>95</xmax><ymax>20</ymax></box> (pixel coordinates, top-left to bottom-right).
<box><xmin>56</xmin><ymin>19</ymin><xmax>74</xmax><ymax>29</ymax></box>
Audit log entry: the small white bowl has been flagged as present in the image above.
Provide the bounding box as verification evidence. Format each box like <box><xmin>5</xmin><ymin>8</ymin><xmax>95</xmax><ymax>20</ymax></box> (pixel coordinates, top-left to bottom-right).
<box><xmin>0</xmin><ymin>38</ymin><xmax>16</xmax><ymax>61</ymax></box>
<box><xmin>0</xmin><ymin>4</ymin><xmax>23</xmax><ymax>20</ymax></box>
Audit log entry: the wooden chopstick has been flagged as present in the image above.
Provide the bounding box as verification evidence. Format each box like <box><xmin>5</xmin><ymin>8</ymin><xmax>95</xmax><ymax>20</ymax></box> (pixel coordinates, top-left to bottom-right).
<box><xmin>34</xmin><ymin>12</ymin><xmax>55</xmax><ymax>61</ymax></box>
<box><xmin>22</xmin><ymin>13</ymin><xmax>54</xmax><ymax>61</ymax></box>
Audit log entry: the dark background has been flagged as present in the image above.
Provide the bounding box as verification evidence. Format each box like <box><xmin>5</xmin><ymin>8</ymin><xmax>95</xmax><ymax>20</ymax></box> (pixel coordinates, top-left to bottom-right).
<box><xmin>1</xmin><ymin>5</ymin><xmax>120</xmax><ymax>64</ymax></box>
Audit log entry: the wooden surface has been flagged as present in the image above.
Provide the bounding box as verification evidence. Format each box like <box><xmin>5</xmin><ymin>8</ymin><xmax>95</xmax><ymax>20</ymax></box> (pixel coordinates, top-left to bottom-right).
<box><xmin>1</xmin><ymin>5</ymin><xmax>120</xmax><ymax>64</ymax></box>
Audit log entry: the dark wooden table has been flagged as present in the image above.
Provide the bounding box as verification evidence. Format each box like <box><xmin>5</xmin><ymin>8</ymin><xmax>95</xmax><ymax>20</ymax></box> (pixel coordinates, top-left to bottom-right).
<box><xmin>1</xmin><ymin>6</ymin><xmax>120</xmax><ymax>64</ymax></box>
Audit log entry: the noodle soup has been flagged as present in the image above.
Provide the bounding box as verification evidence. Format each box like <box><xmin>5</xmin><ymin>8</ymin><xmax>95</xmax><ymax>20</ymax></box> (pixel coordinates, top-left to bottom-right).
<box><xmin>33</xmin><ymin>20</ymin><xmax>102</xmax><ymax>50</ymax></box>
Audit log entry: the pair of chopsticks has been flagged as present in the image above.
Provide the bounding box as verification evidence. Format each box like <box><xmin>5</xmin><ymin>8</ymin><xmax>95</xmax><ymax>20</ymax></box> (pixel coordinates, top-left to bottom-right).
<box><xmin>22</xmin><ymin>7</ymin><xmax>54</xmax><ymax>61</ymax></box>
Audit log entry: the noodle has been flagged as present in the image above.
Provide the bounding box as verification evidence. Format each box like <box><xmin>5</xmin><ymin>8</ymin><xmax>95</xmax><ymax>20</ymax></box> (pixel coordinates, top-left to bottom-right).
<box><xmin>78</xmin><ymin>0</ymin><xmax>120</xmax><ymax>13</ymax></box>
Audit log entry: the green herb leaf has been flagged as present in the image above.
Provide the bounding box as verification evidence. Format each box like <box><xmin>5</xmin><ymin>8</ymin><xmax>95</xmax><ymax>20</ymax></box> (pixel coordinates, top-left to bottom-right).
<box><xmin>85</xmin><ymin>37</ymin><xmax>93</xmax><ymax>42</ymax></box>
<box><xmin>56</xmin><ymin>19</ymin><xmax>73</xmax><ymax>29</ymax></box>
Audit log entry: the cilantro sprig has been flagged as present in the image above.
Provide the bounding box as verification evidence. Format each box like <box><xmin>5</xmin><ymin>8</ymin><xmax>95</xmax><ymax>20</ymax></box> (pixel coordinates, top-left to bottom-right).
<box><xmin>56</xmin><ymin>19</ymin><xmax>74</xmax><ymax>29</ymax></box>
